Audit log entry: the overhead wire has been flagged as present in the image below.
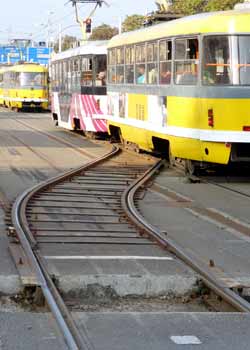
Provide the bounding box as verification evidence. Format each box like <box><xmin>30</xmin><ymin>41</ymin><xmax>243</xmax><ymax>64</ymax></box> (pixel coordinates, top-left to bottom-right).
<box><xmin>31</xmin><ymin>3</ymin><xmax>88</xmax><ymax>41</ymax></box>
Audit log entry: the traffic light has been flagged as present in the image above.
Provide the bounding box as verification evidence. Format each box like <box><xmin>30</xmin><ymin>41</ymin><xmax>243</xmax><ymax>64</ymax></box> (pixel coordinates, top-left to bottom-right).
<box><xmin>85</xmin><ymin>18</ymin><xmax>92</xmax><ymax>33</ymax></box>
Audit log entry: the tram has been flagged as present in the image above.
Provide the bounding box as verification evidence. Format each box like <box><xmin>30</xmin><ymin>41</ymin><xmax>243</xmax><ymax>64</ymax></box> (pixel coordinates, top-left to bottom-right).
<box><xmin>106</xmin><ymin>9</ymin><xmax>250</xmax><ymax>173</ymax></box>
<box><xmin>2</xmin><ymin>63</ymin><xmax>49</xmax><ymax>111</ymax></box>
<box><xmin>50</xmin><ymin>41</ymin><xmax>108</xmax><ymax>135</ymax></box>
<box><xmin>0</xmin><ymin>67</ymin><xmax>5</xmax><ymax>105</ymax></box>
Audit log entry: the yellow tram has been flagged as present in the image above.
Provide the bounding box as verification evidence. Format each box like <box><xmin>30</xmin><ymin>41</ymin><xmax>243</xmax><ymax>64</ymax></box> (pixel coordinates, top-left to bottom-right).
<box><xmin>0</xmin><ymin>66</ymin><xmax>5</xmax><ymax>106</ymax></box>
<box><xmin>3</xmin><ymin>63</ymin><xmax>49</xmax><ymax>111</ymax></box>
<box><xmin>106</xmin><ymin>9</ymin><xmax>250</xmax><ymax>173</ymax></box>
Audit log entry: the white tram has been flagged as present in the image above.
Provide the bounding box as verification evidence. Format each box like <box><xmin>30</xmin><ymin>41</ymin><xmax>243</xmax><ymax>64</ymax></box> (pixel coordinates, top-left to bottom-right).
<box><xmin>50</xmin><ymin>41</ymin><xmax>108</xmax><ymax>134</ymax></box>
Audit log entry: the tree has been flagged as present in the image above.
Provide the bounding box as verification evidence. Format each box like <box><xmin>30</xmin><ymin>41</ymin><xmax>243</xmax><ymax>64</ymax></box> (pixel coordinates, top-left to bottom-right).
<box><xmin>171</xmin><ymin>0</ymin><xmax>244</xmax><ymax>15</ymax></box>
<box><xmin>122</xmin><ymin>14</ymin><xmax>145</xmax><ymax>32</ymax></box>
<box><xmin>205</xmin><ymin>0</ymin><xmax>244</xmax><ymax>11</ymax></box>
<box><xmin>89</xmin><ymin>24</ymin><xmax>118</xmax><ymax>40</ymax></box>
<box><xmin>171</xmin><ymin>0</ymin><xmax>207</xmax><ymax>14</ymax></box>
<box><xmin>53</xmin><ymin>35</ymin><xmax>78</xmax><ymax>53</ymax></box>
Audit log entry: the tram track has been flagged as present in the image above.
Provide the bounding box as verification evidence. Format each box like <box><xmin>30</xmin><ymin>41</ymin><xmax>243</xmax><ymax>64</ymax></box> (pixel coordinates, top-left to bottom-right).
<box><xmin>11</xmin><ymin>146</ymin><xmax>121</xmax><ymax>349</ymax></box>
<box><xmin>7</xmin><ymin>112</ymin><xmax>100</xmax><ymax>160</ymax></box>
<box><xmin>10</xmin><ymin>145</ymin><xmax>157</xmax><ymax>349</ymax></box>
<box><xmin>10</xmin><ymin>141</ymin><xmax>250</xmax><ymax>348</ymax></box>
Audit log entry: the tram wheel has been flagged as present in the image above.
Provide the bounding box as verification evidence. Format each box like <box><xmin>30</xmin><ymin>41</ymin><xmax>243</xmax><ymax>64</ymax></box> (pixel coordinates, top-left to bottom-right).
<box><xmin>168</xmin><ymin>146</ymin><xmax>175</xmax><ymax>167</ymax></box>
<box><xmin>85</xmin><ymin>131</ymin><xmax>96</xmax><ymax>139</ymax></box>
<box><xmin>184</xmin><ymin>159</ymin><xmax>199</xmax><ymax>176</ymax></box>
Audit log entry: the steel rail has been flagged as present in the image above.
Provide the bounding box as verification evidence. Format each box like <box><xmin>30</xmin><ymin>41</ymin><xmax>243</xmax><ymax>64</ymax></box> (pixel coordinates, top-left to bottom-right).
<box><xmin>121</xmin><ymin>160</ymin><xmax>250</xmax><ymax>313</ymax></box>
<box><xmin>11</xmin><ymin>145</ymin><xmax>120</xmax><ymax>350</ymax></box>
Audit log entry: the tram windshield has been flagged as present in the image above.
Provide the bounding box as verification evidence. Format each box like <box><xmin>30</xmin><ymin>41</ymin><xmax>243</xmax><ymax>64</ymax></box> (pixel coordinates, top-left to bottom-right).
<box><xmin>203</xmin><ymin>35</ymin><xmax>250</xmax><ymax>86</ymax></box>
<box><xmin>19</xmin><ymin>72</ymin><xmax>47</xmax><ymax>87</ymax></box>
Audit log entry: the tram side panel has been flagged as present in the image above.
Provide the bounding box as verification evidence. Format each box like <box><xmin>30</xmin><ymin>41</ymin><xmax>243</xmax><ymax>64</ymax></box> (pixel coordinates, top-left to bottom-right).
<box><xmin>51</xmin><ymin>48</ymin><xmax>108</xmax><ymax>134</ymax></box>
<box><xmin>106</xmin><ymin>11</ymin><xmax>250</xmax><ymax>166</ymax></box>
<box><xmin>106</xmin><ymin>89</ymin><xmax>204</xmax><ymax>159</ymax></box>
<box><xmin>52</xmin><ymin>91</ymin><xmax>108</xmax><ymax>133</ymax></box>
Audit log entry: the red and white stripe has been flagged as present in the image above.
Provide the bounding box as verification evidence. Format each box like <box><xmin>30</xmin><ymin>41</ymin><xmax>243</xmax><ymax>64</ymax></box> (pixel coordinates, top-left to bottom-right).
<box><xmin>69</xmin><ymin>94</ymin><xmax>107</xmax><ymax>132</ymax></box>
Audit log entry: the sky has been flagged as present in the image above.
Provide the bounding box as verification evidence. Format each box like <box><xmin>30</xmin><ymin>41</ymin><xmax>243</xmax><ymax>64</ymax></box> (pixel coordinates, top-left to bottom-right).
<box><xmin>0</xmin><ymin>0</ymin><xmax>157</xmax><ymax>44</ymax></box>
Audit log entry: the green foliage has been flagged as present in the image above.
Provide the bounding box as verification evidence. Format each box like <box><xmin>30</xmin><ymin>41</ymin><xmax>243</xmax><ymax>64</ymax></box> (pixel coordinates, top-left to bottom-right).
<box><xmin>205</xmin><ymin>0</ymin><xmax>244</xmax><ymax>11</ymax></box>
<box><xmin>53</xmin><ymin>35</ymin><xmax>78</xmax><ymax>53</ymax></box>
<box><xmin>89</xmin><ymin>24</ymin><xmax>118</xmax><ymax>40</ymax></box>
<box><xmin>122</xmin><ymin>14</ymin><xmax>145</xmax><ymax>32</ymax></box>
<box><xmin>171</xmin><ymin>0</ymin><xmax>244</xmax><ymax>15</ymax></box>
<box><xmin>172</xmin><ymin>0</ymin><xmax>207</xmax><ymax>15</ymax></box>
<box><xmin>62</xmin><ymin>35</ymin><xmax>78</xmax><ymax>51</ymax></box>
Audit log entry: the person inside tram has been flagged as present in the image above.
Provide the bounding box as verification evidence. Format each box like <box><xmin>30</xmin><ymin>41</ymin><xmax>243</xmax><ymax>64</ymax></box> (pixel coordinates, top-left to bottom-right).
<box><xmin>160</xmin><ymin>63</ymin><xmax>171</xmax><ymax>84</ymax></box>
<box><xmin>137</xmin><ymin>64</ymin><xmax>146</xmax><ymax>84</ymax></box>
<box><xmin>97</xmin><ymin>71</ymin><xmax>106</xmax><ymax>86</ymax></box>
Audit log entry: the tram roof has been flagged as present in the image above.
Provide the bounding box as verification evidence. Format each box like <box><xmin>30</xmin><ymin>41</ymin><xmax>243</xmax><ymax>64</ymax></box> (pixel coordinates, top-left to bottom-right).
<box><xmin>109</xmin><ymin>9</ymin><xmax>250</xmax><ymax>47</ymax></box>
<box><xmin>51</xmin><ymin>40</ymin><xmax>108</xmax><ymax>62</ymax></box>
<box><xmin>4</xmin><ymin>63</ymin><xmax>47</xmax><ymax>73</ymax></box>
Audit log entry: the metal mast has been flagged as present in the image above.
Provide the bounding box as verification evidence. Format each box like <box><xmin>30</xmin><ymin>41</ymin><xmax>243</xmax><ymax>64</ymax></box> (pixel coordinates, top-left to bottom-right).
<box><xmin>69</xmin><ymin>0</ymin><xmax>107</xmax><ymax>41</ymax></box>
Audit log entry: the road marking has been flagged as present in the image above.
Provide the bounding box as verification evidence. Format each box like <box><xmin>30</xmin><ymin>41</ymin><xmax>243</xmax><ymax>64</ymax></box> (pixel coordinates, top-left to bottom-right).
<box><xmin>170</xmin><ymin>336</ymin><xmax>202</xmax><ymax>345</ymax></box>
<box><xmin>44</xmin><ymin>255</ymin><xmax>173</xmax><ymax>261</ymax></box>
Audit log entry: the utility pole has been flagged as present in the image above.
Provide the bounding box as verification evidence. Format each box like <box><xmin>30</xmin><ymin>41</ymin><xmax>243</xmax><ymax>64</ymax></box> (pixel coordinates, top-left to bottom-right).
<box><xmin>46</xmin><ymin>11</ymin><xmax>54</xmax><ymax>48</ymax></box>
<box><xmin>58</xmin><ymin>24</ymin><xmax>62</xmax><ymax>53</ymax></box>
<box><xmin>69</xmin><ymin>0</ymin><xmax>108</xmax><ymax>41</ymax></box>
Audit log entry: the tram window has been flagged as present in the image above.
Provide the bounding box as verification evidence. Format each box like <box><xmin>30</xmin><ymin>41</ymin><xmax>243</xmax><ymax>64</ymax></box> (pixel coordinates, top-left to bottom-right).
<box><xmin>116</xmin><ymin>47</ymin><xmax>124</xmax><ymax>64</ymax></box>
<box><xmin>136</xmin><ymin>64</ymin><xmax>146</xmax><ymax>84</ymax></box>
<box><xmin>174</xmin><ymin>38</ymin><xmax>199</xmax><ymax>85</ymax></box>
<box><xmin>202</xmin><ymin>36</ymin><xmax>232</xmax><ymax>85</ymax></box>
<box><xmin>108</xmin><ymin>49</ymin><xmax>116</xmax><ymax>65</ymax></box>
<box><xmin>125</xmin><ymin>46</ymin><xmax>135</xmax><ymax>64</ymax></box>
<box><xmin>147</xmin><ymin>63</ymin><xmax>158</xmax><ymax>84</ymax></box>
<box><xmin>160</xmin><ymin>40</ymin><xmax>172</xmax><ymax>61</ymax></box>
<box><xmin>115</xmin><ymin>48</ymin><xmax>124</xmax><ymax>84</ymax></box>
<box><xmin>96</xmin><ymin>56</ymin><xmax>107</xmax><ymax>86</ymax></box>
<box><xmin>108</xmin><ymin>66</ymin><xmax>116</xmax><ymax>84</ymax></box>
<box><xmin>125</xmin><ymin>65</ymin><xmax>134</xmax><ymax>84</ymax></box>
<box><xmin>73</xmin><ymin>59</ymin><xmax>79</xmax><ymax>72</ymax></box>
<box><xmin>160</xmin><ymin>40</ymin><xmax>172</xmax><ymax>85</ymax></box>
<box><xmin>125</xmin><ymin>46</ymin><xmax>135</xmax><ymax>84</ymax></box>
<box><xmin>81</xmin><ymin>57</ymin><xmax>87</xmax><ymax>71</ymax></box>
<box><xmin>238</xmin><ymin>36</ymin><xmax>250</xmax><ymax>85</ymax></box>
<box><xmin>108</xmin><ymin>48</ymin><xmax>116</xmax><ymax>84</ymax></box>
<box><xmin>80</xmin><ymin>57</ymin><xmax>93</xmax><ymax>87</ymax></box>
<box><xmin>116</xmin><ymin>66</ymin><xmax>124</xmax><ymax>84</ymax></box>
<box><xmin>136</xmin><ymin>44</ymin><xmax>146</xmax><ymax>84</ymax></box>
<box><xmin>136</xmin><ymin>44</ymin><xmax>146</xmax><ymax>63</ymax></box>
<box><xmin>147</xmin><ymin>41</ymin><xmax>158</xmax><ymax>85</ymax></box>
<box><xmin>147</xmin><ymin>42</ymin><xmax>158</xmax><ymax>62</ymax></box>
<box><xmin>81</xmin><ymin>70</ymin><xmax>93</xmax><ymax>86</ymax></box>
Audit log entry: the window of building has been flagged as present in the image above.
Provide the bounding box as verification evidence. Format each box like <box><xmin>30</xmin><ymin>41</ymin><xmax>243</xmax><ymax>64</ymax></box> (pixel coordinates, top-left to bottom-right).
<box><xmin>159</xmin><ymin>40</ymin><xmax>172</xmax><ymax>85</ymax></box>
<box><xmin>174</xmin><ymin>37</ymin><xmax>199</xmax><ymax>85</ymax></box>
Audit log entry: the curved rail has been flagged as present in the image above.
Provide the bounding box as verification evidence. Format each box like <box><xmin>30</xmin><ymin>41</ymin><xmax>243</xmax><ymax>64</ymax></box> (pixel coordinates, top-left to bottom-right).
<box><xmin>121</xmin><ymin>160</ymin><xmax>250</xmax><ymax>313</ymax></box>
<box><xmin>12</xmin><ymin>145</ymin><xmax>120</xmax><ymax>350</ymax></box>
